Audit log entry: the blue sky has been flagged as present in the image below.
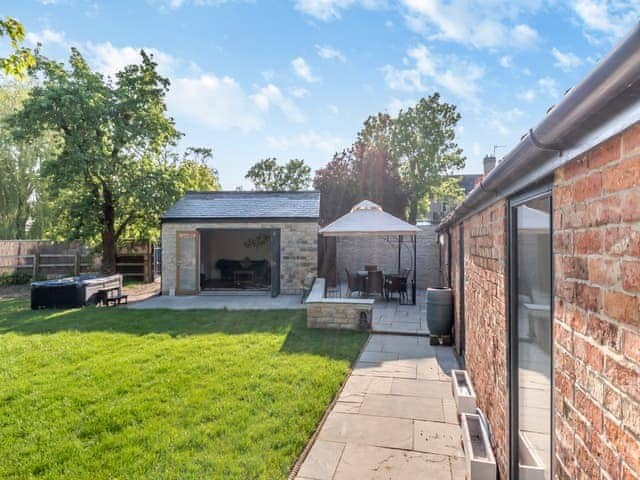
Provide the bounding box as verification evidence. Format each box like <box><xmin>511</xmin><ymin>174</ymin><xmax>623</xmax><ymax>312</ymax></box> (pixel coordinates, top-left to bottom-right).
<box><xmin>2</xmin><ymin>0</ymin><xmax>638</xmax><ymax>188</ymax></box>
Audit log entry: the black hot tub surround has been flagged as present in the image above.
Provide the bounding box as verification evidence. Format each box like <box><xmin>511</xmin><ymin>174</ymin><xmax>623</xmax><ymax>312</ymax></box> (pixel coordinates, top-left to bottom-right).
<box><xmin>31</xmin><ymin>274</ymin><xmax>122</xmax><ymax>309</ymax></box>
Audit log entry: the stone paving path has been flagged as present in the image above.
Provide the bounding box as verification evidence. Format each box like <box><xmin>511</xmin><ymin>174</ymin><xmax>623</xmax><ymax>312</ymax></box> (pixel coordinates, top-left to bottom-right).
<box><xmin>295</xmin><ymin>334</ymin><xmax>465</xmax><ymax>480</ymax></box>
<box><xmin>371</xmin><ymin>293</ymin><xmax>429</xmax><ymax>335</ymax></box>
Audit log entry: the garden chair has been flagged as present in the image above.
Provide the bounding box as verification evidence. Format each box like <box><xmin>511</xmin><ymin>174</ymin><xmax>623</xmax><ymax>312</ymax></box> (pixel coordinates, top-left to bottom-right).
<box><xmin>345</xmin><ymin>268</ymin><xmax>365</xmax><ymax>297</ymax></box>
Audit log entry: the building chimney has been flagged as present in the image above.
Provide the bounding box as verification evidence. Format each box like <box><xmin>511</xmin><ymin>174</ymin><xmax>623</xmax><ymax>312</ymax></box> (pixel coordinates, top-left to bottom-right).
<box><xmin>483</xmin><ymin>154</ymin><xmax>496</xmax><ymax>176</ymax></box>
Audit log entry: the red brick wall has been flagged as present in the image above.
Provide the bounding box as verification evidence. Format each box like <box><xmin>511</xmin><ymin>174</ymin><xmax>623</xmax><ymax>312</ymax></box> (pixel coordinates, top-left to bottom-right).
<box><xmin>553</xmin><ymin>125</ymin><xmax>640</xmax><ymax>479</ymax></box>
<box><xmin>450</xmin><ymin>226</ymin><xmax>462</xmax><ymax>355</ymax></box>
<box><xmin>462</xmin><ymin>200</ymin><xmax>510</xmax><ymax>477</ymax></box>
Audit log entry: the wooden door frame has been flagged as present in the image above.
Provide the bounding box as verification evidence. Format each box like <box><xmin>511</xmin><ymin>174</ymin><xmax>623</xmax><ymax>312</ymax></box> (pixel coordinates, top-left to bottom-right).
<box><xmin>176</xmin><ymin>230</ymin><xmax>199</xmax><ymax>295</ymax></box>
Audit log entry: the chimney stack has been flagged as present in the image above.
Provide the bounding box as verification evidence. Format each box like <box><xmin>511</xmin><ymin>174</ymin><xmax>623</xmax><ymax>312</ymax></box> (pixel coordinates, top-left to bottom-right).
<box><xmin>483</xmin><ymin>154</ymin><xmax>496</xmax><ymax>176</ymax></box>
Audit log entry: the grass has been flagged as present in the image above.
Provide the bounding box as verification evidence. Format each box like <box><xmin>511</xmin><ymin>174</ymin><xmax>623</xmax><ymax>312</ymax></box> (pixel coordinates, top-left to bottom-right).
<box><xmin>0</xmin><ymin>298</ymin><xmax>367</xmax><ymax>479</ymax></box>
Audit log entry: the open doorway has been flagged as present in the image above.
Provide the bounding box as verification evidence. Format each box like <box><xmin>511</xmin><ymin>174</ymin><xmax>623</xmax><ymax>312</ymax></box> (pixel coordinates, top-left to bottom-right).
<box><xmin>199</xmin><ymin>229</ymin><xmax>274</xmax><ymax>292</ymax></box>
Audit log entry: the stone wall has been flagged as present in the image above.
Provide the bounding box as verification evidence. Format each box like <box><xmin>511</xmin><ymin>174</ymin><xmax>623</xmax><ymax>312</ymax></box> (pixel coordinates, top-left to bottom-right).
<box><xmin>336</xmin><ymin>224</ymin><xmax>439</xmax><ymax>289</ymax></box>
<box><xmin>306</xmin><ymin>278</ymin><xmax>374</xmax><ymax>330</ymax></box>
<box><xmin>161</xmin><ymin>221</ymin><xmax>318</xmax><ymax>295</ymax></box>
<box><xmin>553</xmin><ymin>125</ymin><xmax>640</xmax><ymax>480</ymax></box>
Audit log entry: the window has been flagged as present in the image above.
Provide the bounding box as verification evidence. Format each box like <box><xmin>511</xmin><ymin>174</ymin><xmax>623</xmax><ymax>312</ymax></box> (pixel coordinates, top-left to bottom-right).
<box><xmin>509</xmin><ymin>187</ymin><xmax>553</xmax><ymax>479</ymax></box>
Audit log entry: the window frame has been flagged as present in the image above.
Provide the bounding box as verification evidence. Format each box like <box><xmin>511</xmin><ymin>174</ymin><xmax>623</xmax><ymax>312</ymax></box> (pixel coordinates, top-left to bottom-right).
<box><xmin>507</xmin><ymin>182</ymin><xmax>554</xmax><ymax>480</ymax></box>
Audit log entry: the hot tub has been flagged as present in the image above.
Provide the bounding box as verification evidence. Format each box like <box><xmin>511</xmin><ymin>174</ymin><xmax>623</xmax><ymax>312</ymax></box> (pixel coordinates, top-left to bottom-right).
<box><xmin>31</xmin><ymin>274</ymin><xmax>122</xmax><ymax>309</ymax></box>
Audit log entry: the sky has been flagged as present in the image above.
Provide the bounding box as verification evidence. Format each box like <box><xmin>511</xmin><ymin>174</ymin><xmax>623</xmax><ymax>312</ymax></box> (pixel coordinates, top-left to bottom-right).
<box><xmin>2</xmin><ymin>0</ymin><xmax>639</xmax><ymax>189</ymax></box>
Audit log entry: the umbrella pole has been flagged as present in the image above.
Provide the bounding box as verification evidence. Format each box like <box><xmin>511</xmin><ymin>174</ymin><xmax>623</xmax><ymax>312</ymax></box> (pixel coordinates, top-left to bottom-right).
<box><xmin>398</xmin><ymin>235</ymin><xmax>402</xmax><ymax>273</ymax></box>
<box><xmin>413</xmin><ymin>235</ymin><xmax>417</xmax><ymax>305</ymax></box>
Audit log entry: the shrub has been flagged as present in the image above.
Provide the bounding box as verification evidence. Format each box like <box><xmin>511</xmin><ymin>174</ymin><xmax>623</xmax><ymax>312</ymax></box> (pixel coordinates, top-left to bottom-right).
<box><xmin>0</xmin><ymin>271</ymin><xmax>33</xmax><ymax>286</ymax></box>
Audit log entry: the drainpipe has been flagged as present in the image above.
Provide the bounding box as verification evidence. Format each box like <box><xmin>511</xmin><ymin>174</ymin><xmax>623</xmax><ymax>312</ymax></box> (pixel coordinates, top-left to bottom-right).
<box><xmin>440</xmin><ymin>22</ymin><xmax>640</xmax><ymax>230</ymax></box>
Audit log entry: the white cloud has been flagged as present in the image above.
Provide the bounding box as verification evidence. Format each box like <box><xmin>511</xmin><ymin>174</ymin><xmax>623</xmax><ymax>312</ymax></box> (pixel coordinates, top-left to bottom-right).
<box><xmin>84</xmin><ymin>41</ymin><xmax>179</xmax><ymax>78</ymax></box>
<box><xmin>315</xmin><ymin>44</ymin><xmax>347</xmax><ymax>62</ymax></box>
<box><xmin>293</xmin><ymin>0</ymin><xmax>385</xmax><ymax>21</ymax></box>
<box><xmin>382</xmin><ymin>44</ymin><xmax>484</xmax><ymax>102</ymax></box>
<box><xmin>570</xmin><ymin>0</ymin><xmax>638</xmax><ymax>41</ymax></box>
<box><xmin>168</xmin><ymin>74</ymin><xmax>263</xmax><ymax>132</ymax></box>
<box><xmin>551</xmin><ymin>47</ymin><xmax>583</xmax><ymax>71</ymax></box>
<box><xmin>517</xmin><ymin>89</ymin><xmax>536</xmax><ymax>102</ymax></box>
<box><xmin>291</xmin><ymin>57</ymin><xmax>319</xmax><ymax>83</ymax></box>
<box><xmin>251</xmin><ymin>84</ymin><xmax>305</xmax><ymax>123</ymax></box>
<box><xmin>499</xmin><ymin>55</ymin><xmax>513</xmax><ymax>68</ymax></box>
<box><xmin>538</xmin><ymin>76</ymin><xmax>559</xmax><ymax>98</ymax></box>
<box><xmin>386</xmin><ymin>97</ymin><xmax>416</xmax><ymax>115</ymax></box>
<box><xmin>328</xmin><ymin>104</ymin><xmax>339</xmax><ymax>115</ymax></box>
<box><xmin>291</xmin><ymin>87</ymin><xmax>309</xmax><ymax>98</ymax></box>
<box><xmin>25</xmin><ymin>28</ymin><xmax>69</xmax><ymax>48</ymax></box>
<box><xmin>401</xmin><ymin>0</ymin><xmax>542</xmax><ymax>49</ymax></box>
<box><xmin>266</xmin><ymin>130</ymin><xmax>345</xmax><ymax>156</ymax></box>
<box><xmin>154</xmin><ymin>0</ymin><xmax>244</xmax><ymax>9</ymax></box>
<box><xmin>511</xmin><ymin>24</ymin><xmax>539</xmax><ymax>47</ymax></box>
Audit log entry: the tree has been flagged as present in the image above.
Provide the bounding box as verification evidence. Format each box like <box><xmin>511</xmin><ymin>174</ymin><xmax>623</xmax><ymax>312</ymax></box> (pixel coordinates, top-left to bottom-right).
<box><xmin>245</xmin><ymin>157</ymin><xmax>311</xmax><ymax>191</ymax></box>
<box><xmin>176</xmin><ymin>147</ymin><xmax>221</xmax><ymax>192</ymax></box>
<box><xmin>0</xmin><ymin>83</ymin><xmax>60</xmax><ymax>239</ymax></box>
<box><xmin>9</xmin><ymin>48</ymin><xmax>182</xmax><ymax>272</ymax></box>
<box><xmin>313</xmin><ymin>144</ymin><xmax>407</xmax><ymax>226</ymax></box>
<box><xmin>0</xmin><ymin>17</ymin><xmax>35</xmax><ymax>78</ymax></box>
<box><xmin>313</xmin><ymin>150</ymin><xmax>358</xmax><ymax>225</ymax></box>
<box><xmin>392</xmin><ymin>93</ymin><xmax>465</xmax><ymax>223</ymax></box>
<box><xmin>417</xmin><ymin>176</ymin><xmax>466</xmax><ymax>220</ymax></box>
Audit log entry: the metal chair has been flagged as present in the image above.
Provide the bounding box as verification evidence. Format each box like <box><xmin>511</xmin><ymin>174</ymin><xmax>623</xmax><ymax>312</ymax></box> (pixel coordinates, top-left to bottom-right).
<box><xmin>345</xmin><ymin>268</ymin><xmax>365</xmax><ymax>297</ymax></box>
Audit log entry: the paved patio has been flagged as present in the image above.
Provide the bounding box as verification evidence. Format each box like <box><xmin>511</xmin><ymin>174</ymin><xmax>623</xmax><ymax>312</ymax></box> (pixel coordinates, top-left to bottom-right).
<box><xmin>128</xmin><ymin>293</ymin><xmax>304</xmax><ymax>310</ymax></box>
<box><xmin>295</xmin><ymin>334</ymin><xmax>464</xmax><ymax>480</ymax></box>
<box><xmin>371</xmin><ymin>290</ymin><xmax>428</xmax><ymax>335</ymax></box>
<box><xmin>333</xmin><ymin>285</ymin><xmax>429</xmax><ymax>335</ymax></box>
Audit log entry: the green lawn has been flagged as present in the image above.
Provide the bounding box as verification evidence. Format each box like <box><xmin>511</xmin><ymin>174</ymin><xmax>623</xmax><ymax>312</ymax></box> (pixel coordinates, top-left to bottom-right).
<box><xmin>0</xmin><ymin>298</ymin><xmax>367</xmax><ymax>479</ymax></box>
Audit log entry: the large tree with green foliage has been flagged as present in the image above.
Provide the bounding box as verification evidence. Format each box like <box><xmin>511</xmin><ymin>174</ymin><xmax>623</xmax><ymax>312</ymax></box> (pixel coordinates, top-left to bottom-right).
<box><xmin>9</xmin><ymin>48</ymin><xmax>182</xmax><ymax>272</ymax></box>
<box><xmin>0</xmin><ymin>17</ymin><xmax>35</xmax><ymax>78</ymax></box>
<box><xmin>245</xmin><ymin>157</ymin><xmax>311</xmax><ymax>191</ymax></box>
<box><xmin>313</xmin><ymin>144</ymin><xmax>407</xmax><ymax>226</ymax></box>
<box><xmin>0</xmin><ymin>83</ymin><xmax>59</xmax><ymax>239</ymax></box>
<box><xmin>392</xmin><ymin>94</ymin><xmax>465</xmax><ymax>223</ymax></box>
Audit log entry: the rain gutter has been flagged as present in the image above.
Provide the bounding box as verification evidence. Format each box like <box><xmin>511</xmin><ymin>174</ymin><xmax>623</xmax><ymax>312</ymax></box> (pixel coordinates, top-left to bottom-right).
<box><xmin>439</xmin><ymin>22</ymin><xmax>640</xmax><ymax>231</ymax></box>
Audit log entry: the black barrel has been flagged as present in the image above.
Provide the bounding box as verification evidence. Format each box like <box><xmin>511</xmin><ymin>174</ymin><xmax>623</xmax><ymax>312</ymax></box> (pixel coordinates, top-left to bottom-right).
<box><xmin>426</xmin><ymin>287</ymin><xmax>453</xmax><ymax>335</ymax></box>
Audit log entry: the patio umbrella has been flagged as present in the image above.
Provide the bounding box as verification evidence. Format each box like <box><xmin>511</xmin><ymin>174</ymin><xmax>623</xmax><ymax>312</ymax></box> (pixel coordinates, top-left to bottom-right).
<box><xmin>318</xmin><ymin>200</ymin><xmax>420</xmax><ymax>303</ymax></box>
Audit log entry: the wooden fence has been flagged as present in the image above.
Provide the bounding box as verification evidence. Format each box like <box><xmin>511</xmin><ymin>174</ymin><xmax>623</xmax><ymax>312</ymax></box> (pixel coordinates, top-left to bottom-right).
<box><xmin>0</xmin><ymin>239</ymin><xmax>154</xmax><ymax>282</ymax></box>
<box><xmin>0</xmin><ymin>253</ymin><xmax>97</xmax><ymax>278</ymax></box>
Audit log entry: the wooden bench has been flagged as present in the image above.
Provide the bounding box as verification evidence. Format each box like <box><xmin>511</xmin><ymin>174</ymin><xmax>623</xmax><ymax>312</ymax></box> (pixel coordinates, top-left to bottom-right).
<box><xmin>98</xmin><ymin>286</ymin><xmax>128</xmax><ymax>306</ymax></box>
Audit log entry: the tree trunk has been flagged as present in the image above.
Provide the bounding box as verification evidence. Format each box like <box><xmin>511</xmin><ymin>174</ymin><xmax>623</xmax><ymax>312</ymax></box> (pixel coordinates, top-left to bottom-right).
<box><xmin>408</xmin><ymin>199</ymin><xmax>418</xmax><ymax>225</ymax></box>
<box><xmin>101</xmin><ymin>188</ymin><xmax>117</xmax><ymax>274</ymax></box>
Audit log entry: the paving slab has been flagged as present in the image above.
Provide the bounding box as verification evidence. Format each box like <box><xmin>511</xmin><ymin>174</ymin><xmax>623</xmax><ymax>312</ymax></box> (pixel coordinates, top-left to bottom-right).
<box><xmin>333</xmin><ymin>444</ymin><xmax>452</xmax><ymax>480</ymax></box>
<box><xmin>390</xmin><ymin>378</ymin><xmax>453</xmax><ymax>399</ymax></box>
<box><xmin>318</xmin><ymin>412</ymin><xmax>414</xmax><ymax>450</ymax></box>
<box><xmin>359</xmin><ymin>393</ymin><xmax>445</xmax><ymax>422</ymax></box>
<box><xmin>413</xmin><ymin>420</ymin><xmax>465</xmax><ymax>457</ymax></box>
<box><xmin>297</xmin><ymin>440</ymin><xmax>345</xmax><ymax>480</ymax></box>
<box><xmin>296</xmin><ymin>333</ymin><xmax>464</xmax><ymax>479</ymax></box>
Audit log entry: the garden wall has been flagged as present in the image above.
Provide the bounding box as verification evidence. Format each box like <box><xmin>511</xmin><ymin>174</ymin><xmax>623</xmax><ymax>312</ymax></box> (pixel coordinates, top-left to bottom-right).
<box><xmin>336</xmin><ymin>224</ymin><xmax>439</xmax><ymax>289</ymax></box>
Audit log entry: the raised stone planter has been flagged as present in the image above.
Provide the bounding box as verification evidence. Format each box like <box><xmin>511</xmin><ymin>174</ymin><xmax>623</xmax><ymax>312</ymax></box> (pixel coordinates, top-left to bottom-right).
<box><xmin>519</xmin><ymin>431</ymin><xmax>545</xmax><ymax>480</ymax></box>
<box><xmin>461</xmin><ymin>413</ymin><xmax>496</xmax><ymax>480</ymax></box>
<box><xmin>305</xmin><ymin>278</ymin><xmax>374</xmax><ymax>331</ymax></box>
<box><xmin>451</xmin><ymin>369</ymin><xmax>477</xmax><ymax>415</ymax></box>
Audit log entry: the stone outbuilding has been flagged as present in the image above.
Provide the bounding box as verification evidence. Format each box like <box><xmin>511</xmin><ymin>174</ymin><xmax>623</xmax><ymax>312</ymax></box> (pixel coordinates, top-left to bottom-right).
<box><xmin>160</xmin><ymin>191</ymin><xmax>319</xmax><ymax>296</ymax></box>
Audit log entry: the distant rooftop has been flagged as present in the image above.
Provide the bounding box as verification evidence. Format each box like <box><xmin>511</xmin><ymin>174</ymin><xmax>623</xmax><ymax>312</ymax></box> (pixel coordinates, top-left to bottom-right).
<box><xmin>161</xmin><ymin>191</ymin><xmax>321</xmax><ymax>221</ymax></box>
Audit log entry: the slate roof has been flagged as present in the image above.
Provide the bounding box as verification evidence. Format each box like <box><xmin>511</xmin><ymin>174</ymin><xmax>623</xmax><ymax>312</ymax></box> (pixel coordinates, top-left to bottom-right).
<box><xmin>161</xmin><ymin>191</ymin><xmax>321</xmax><ymax>221</ymax></box>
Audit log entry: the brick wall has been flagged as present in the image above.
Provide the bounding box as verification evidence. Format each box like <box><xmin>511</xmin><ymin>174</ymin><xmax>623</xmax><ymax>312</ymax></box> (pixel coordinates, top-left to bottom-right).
<box><xmin>553</xmin><ymin>125</ymin><xmax>640</xmax><ymax>479</ymax></box>
<box><xmin>336</xmin><ymin>225</ymin><xmax>440</xmax><ymax>289</ymax></box>
<box><xmin>445</xmin><ymin>124</ymin><xmax>640</xmax><ymax>479</ymax></box>
<box><xmin>161</xmin><ymin>221</ymin><xmax>318</xmax><ymax>295</ymax></box>
<box><xmin>462</xmin><ymin>200</ymin><xmax>510</xmax><ymax>477</ymax></box>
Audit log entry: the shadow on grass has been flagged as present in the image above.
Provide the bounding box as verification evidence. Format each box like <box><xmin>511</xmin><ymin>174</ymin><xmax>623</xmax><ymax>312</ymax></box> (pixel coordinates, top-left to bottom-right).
<box><xmin>0</xmin><ymin>297</ymin><xmax>367</xmax><ymax>361</ymax></box>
